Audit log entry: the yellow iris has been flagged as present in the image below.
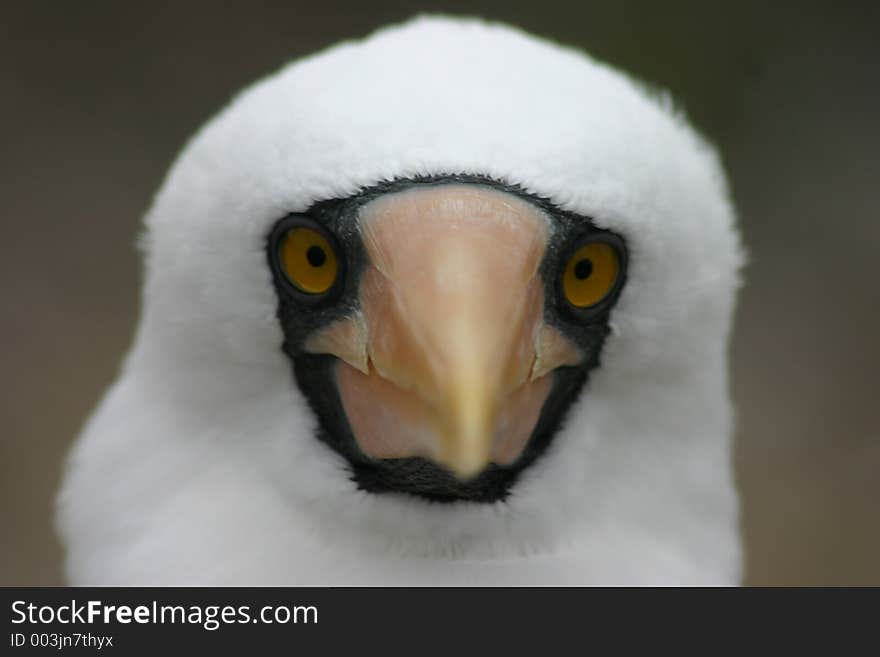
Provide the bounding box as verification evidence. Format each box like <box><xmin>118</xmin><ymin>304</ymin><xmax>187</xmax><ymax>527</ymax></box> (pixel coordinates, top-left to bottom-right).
<box><xmin>562</xmin><ymin>241</ymin><xmax>619</xmax><ymax>308</ymax></box>
<box><xmin>280</xmin><ymin>227</ymin><xmax>339</xmax><ymax>295</ymax></box>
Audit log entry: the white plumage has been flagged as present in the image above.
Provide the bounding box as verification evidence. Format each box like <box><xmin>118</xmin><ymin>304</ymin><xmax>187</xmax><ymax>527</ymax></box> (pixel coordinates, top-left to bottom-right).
<box><xmin>57</xmin><ymin>16</ymin><xmax>743</xmax><ymax>585</ymax></box>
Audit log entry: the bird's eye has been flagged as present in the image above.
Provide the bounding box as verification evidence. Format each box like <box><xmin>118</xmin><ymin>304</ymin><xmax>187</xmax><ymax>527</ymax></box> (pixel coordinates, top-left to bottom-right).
<box><xmin>561</xmin><ymin>239</ymin><xmax>621</xmax><ymax>309</ymax></box>
<box><xmin>277</xmin><ymin>222</ymin><xmax>340</xmax><ymax>296</ymax></box>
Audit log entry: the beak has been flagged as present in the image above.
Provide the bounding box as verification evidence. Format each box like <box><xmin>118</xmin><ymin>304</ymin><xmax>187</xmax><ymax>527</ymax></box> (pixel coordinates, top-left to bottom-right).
<box><xmin>305</xmin><ymin>185</ymin><xmax>581</xmax><ymax>479</ymax></box>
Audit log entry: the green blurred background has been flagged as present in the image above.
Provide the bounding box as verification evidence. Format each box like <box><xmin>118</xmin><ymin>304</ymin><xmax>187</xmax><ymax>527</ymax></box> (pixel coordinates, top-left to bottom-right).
<box><xmin>2</xmin><ymin>1</ymin><xmax>877</xmax><ymax>585</ymax></box>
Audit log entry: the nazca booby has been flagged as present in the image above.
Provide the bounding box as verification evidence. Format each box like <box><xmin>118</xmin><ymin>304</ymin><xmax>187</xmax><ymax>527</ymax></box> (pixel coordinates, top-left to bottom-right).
<box><xmin>57</xmin><ymin>16</ymin><xmax>744</xmax><ymax>585</ymax></box>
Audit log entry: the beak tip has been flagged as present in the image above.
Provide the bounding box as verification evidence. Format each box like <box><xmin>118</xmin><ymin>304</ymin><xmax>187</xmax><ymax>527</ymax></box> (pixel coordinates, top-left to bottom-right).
<box><xmin>440</xmin><ymin>447</ymin><xmax>491</xmax><ymax>482</ymax></box>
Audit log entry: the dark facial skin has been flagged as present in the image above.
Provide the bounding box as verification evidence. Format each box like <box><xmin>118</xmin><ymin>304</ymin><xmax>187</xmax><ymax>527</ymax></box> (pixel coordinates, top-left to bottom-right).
<box><xmin>267</xmin><ymin>175</ymin><xmax>628</xmax><ymax>503</ymax></box>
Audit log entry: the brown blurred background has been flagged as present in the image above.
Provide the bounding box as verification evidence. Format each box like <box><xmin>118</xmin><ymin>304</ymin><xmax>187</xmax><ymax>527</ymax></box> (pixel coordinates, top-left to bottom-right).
<box><xmin>2</xmin><ymin>1</ymin><xmax>877</xmax><ymax>585</ymax></box>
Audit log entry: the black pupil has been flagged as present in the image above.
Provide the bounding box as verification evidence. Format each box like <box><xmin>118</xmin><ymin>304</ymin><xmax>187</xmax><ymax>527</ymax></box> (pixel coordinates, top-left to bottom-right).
<box><xmin>574</xmin><ymin>258</ymin><xmax>593</xmax><ymax>280</ymax></box>
<box><xmin>306</xmin><ymin>245</ymin><xmax>327</xmax><ymax>267</ymax></box>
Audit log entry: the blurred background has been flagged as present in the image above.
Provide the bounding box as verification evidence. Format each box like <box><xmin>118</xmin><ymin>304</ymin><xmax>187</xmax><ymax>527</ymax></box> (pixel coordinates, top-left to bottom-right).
<box><xmin>2</xmin><ymin>1</ymin><xmax>877</xmax><ymax>585</ymax></box>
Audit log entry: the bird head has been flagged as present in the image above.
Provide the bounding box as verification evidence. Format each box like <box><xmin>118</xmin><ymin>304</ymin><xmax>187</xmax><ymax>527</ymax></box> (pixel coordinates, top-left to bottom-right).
<box><xmin>88</xmin><ymin>16</ymin><xmax>743</xmax><ymax>579</ymax></box>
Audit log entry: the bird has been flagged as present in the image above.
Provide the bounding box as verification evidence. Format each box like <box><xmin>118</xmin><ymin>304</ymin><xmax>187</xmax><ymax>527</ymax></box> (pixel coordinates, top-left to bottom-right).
<box><xmin>56</xmin><ymin>16</ymin><xmax>744</xmax><ymax>585</ymax></box>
